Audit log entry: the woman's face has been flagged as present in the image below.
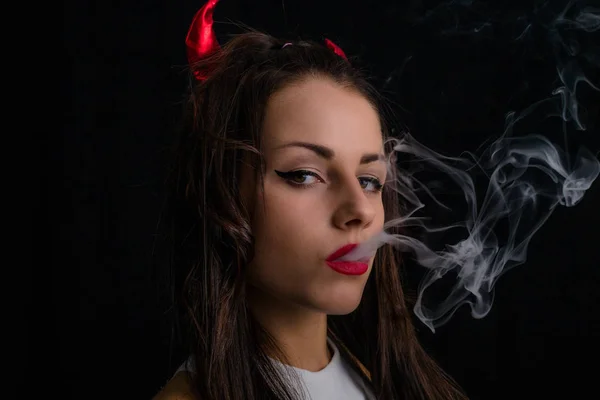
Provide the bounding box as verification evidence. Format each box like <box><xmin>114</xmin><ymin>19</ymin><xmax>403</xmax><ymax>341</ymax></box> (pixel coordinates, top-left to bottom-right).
<box><xmin>242</xmin><ymin>77</ymin><xmax>387</xmax><ymax>315</ymax></box>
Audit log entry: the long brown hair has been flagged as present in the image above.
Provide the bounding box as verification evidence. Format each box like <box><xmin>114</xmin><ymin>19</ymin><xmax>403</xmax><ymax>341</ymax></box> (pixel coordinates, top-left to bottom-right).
<box><xmin>161</xmin><ymin>29</ymin><xmax>468</xmax><ymax>399</ymax></box>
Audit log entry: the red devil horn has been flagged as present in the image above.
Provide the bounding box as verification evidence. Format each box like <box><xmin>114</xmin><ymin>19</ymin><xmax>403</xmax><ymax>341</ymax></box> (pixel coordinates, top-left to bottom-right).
<box><xmin>186</xmin><ymin>0</ymin><xmax>222</xmax><ymax>80</ymax></box>
<box><xmin>324</xmin><ymin>38</ymin><xmax>348</xmax><ymax>60</ymax></box>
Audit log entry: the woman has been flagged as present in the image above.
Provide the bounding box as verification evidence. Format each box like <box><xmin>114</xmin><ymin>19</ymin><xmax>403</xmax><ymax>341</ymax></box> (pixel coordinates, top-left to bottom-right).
<box><xmin>154</xmin><ymin>1</ymin><xmax>467</xmax><ymax>398</ymax></box>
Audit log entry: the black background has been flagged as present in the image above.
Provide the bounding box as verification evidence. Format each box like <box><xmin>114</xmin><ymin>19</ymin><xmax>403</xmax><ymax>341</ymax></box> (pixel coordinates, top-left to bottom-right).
<box><xmin>60</xmin><ymin>0</ymin><xmax>599</xmax><ymax>399</ymax></box>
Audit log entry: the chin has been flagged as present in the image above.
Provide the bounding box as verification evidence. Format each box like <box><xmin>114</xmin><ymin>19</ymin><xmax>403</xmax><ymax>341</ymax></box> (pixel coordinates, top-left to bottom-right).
<box><xmin>326</xmin><ymin>302</ymin><xmax>362</xmax><ymax>316</ymax></box>
<box><xmin>317</xmin><ymin>288</ymin><xmax>366</xmax><ymax>316</ymax></box>
<box><xmin>316</xmin><ymin>273</ymin><xmax>371</xmax><ymax>315</ymax></box>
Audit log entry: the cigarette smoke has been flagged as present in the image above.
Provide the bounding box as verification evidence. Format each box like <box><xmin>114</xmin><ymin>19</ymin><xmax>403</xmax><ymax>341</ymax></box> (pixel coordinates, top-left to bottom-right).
<box><xmin>339</xmin><ymin>1</ymin><xmax>600</xmax><ymax>332</ymax></box>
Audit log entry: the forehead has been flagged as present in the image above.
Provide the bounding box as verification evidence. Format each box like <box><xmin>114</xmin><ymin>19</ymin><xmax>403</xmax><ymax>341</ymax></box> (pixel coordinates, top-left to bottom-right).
<box><xmin>262</xmin><ymin>78</ymin><xmax>383</xmax><ymax>154</ymax></box>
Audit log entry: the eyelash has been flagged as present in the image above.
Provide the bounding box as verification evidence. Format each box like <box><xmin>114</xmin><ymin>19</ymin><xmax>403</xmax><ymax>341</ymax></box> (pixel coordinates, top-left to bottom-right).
<box><xmin>274</xmin><ymin>170</ymin><xmax>384</xmax><ymax>193</ymax></box>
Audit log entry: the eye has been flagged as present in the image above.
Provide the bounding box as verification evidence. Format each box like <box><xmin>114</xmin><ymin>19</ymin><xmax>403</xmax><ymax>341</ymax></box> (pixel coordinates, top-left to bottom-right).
<box><xmin>275</xmin><ymin>170</ymin><xmax>324</xmax><ymax>188</ymax></box>
<box><xmin>276</xmin><ymin>170</ymin><xmax>383</xmax><ymax>193</ymax></box>
<box><xmin>359</xmin><ymin>176</ymin><xmax>384</xmax><ymax>193</ymax></box>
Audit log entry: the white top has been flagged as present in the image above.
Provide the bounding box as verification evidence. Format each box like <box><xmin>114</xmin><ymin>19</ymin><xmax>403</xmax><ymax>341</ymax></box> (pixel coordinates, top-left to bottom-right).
<box><xmin>174</xmin><ymin>337</ymin><xmax>375</xmax><ymax>400</ymax></box>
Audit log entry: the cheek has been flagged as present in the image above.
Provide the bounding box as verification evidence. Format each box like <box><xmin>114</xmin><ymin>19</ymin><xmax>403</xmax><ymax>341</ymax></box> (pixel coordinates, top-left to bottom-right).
<box><xmin>252</xmin><ymin>189</ymin><xmax>324</xmax><ymax>257</ymax></box>
<box><xmin>376</xmin><ymin>201</ymin><xmax>386</xmax><ymax>228</ymax></box>
<box><xmin>246</xmin><ymin>187</ymin><xmax>329</xmax><ymax>290</ymax></box>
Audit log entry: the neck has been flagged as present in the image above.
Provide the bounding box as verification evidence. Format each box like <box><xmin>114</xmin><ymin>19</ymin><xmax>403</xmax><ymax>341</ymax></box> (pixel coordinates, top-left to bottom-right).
<box><xmin>247</xmin><ymin>286</ymin><xmax>332</xmax><ymax>372</ymax></box>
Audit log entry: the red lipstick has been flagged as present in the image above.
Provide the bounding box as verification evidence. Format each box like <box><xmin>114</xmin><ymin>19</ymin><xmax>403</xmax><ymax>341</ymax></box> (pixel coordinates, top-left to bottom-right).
<box><xmin>326</xmin><ymin>244</ymin><xmax>369</xmax><ymax>276</ymax></box>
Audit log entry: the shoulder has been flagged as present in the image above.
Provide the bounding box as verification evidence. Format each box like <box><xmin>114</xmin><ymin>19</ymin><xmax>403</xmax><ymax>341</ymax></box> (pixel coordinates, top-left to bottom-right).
<box><xmin>152</xmin><ymin>371</ymin><xmax>198</xmax><ymax>400</ymax></box>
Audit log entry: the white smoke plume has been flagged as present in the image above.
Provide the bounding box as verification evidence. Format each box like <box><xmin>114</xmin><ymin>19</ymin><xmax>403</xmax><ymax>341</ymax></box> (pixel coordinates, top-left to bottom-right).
<box><xmin>339</xmin><ymin>1</ymin><xmax>600</xmax><ymax>332</ymax></box>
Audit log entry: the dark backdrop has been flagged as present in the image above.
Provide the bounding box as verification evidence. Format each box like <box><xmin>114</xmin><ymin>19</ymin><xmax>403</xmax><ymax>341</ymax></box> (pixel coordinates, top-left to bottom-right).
<box><xmin>60</xmin><ymin>0</ymin><xmax>599</xmax><ymax>399</ymax></box>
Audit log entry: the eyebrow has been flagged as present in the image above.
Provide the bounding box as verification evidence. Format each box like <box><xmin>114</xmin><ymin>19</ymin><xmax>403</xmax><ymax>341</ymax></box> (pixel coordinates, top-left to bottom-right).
<box><xmin>276</xmin><ymin>141</ymin><xmax>386</xmax><ymax>164</ymax></box>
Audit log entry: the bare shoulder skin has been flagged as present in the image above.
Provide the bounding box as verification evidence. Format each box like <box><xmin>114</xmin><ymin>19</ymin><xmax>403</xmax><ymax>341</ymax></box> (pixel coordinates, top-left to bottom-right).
<box><xmin>152</xmin><ymin>372</ymin><xmax>197</xmax><ymax>400</ymax></box>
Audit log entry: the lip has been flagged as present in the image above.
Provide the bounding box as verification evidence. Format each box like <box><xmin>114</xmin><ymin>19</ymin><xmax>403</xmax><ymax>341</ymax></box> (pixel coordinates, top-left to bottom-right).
<box><xmin>326</xmin><ymin>260</ymin><xmax>369</xmax><ymax>275</ymax></box>
<box><xmin>326</xmin><ymin>243</ymin><xmax>369</xmax><ymax>276</ymax></box>
<box><xmin>326</xmin><ymin>243</ymin><xmax>358</xmax><ymax>261</ymax></box>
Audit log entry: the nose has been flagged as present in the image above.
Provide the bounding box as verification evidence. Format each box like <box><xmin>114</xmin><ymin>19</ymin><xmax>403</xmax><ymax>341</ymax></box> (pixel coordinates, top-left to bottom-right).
<box><xmin>331</xmin><ymin>176</ymin><xmax>377</xmax><ymax>231</ymax></box>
